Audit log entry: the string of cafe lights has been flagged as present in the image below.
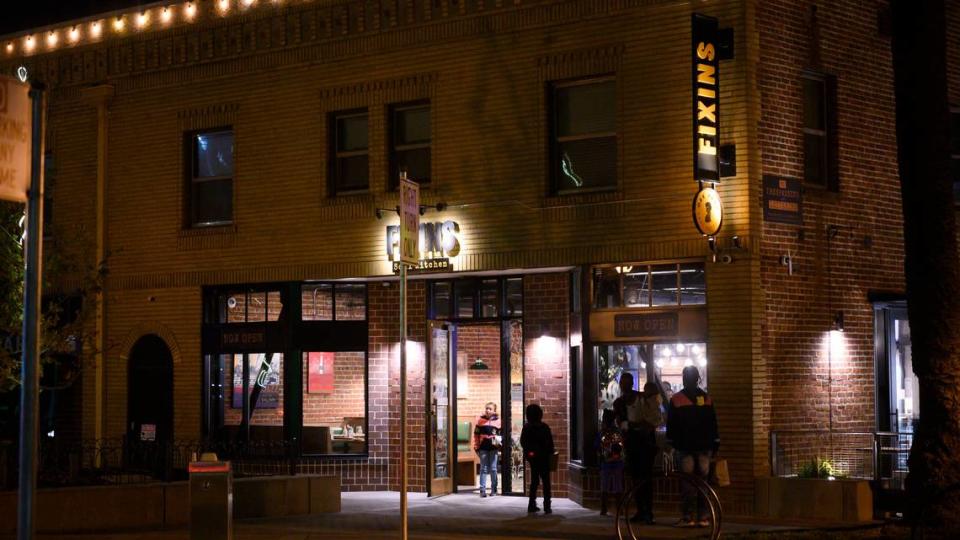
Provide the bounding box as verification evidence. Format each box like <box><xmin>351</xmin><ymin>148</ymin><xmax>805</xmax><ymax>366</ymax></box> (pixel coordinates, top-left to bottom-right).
<box><xmin>4</xmin><ymin>0</ymin><xmax>294</xmax><ymax>58</ymax></box>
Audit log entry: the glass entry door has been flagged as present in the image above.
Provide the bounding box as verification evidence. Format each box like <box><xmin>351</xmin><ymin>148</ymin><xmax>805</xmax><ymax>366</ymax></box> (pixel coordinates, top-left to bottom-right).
<box><xmin>502</xmin><ymin>319</ymin><xmax>525</xmax><ymax>494</ymax></box>
<box><xmin>887</xmin><ymin>309</ymin><xmax>916</xmax><ymax>433</ymax></box>
<box><xmin>427</xmin><ymin>321</ymin><xmax>455</xmax><ymax>496</ymax></box>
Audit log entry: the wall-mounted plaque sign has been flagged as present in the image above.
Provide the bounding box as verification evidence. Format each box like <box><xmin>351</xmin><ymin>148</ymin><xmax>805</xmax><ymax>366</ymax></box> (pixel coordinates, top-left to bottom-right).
<box><xmin>763</xmin><ymin>175</ymin><xmax>802</xmax><ymax>225</ymax></box>
<box><xmin>692</xmin><ymin>186</ymin><xmax>723</xmax><ymax>236</ymax></box>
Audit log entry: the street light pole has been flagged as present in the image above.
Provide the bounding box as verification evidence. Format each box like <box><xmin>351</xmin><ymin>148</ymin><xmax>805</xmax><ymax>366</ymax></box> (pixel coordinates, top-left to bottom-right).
<box><xmin>399</xmin><ymin>262</ymin><xmax>408</xmax><ymax>540</ymax></box>
<box><xmin>18</xmin><ymin>82</ymin><xmax>45</xmax><ymax>540</ymax></box>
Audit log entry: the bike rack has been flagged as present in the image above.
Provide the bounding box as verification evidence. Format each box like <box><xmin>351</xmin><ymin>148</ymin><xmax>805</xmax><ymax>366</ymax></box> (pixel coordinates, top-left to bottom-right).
<box><xmin>615</xmin><ymin>471</ymin><xmax>723</xmax><ymax>540</ymax></box>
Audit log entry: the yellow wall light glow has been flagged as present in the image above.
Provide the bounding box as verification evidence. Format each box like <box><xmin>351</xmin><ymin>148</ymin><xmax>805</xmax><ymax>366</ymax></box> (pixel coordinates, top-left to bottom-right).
<box><xmin>68</xmin><ymin>26</ymin><xmax>80</xmax><ymax>43</ymax></box>
<box><xmin>218</xmin><ymin>0</ymin><xmax>231</xmax><ymax>14</ymax></box>
<box><xmin>113</xmin><ymin>16</ymin><xmax>125</xmax><ymax>32</ymax></box>
<box><xmin>161</xmin><ymin>7</ymin><xmax>173</xmax><ymax>24</ymax></box>
<box><xmin>46</xmin><ymin>31</ymin><xmax>58</xmax><ymax>49</ymax></box>
<box><xmin>242</xmin><ymin>0</ymin><xmax>257</xmax><ymax>7</ymax></box>
<box><xmin>24</xmin><ymin>36</ymin><xmax>35</xmax><ymax>52</ymax></box>
<box><xmin>5</xmin><ymin>42</ymin><xmax>14</xmax><ymax>55</ymax></box>
<box><xmin>136</xmin><ymin>11</ymin><xmax>150</xmax><ymax>28</ymax></box>
<box><xmin>184</xmin><ymin>3</ymin><xmax>197</xmax><ymax>21</ymax></box>
<box><xmin>90</xmin><ymin>21</ymin><xmax>102</xmax><ymax>39</ymax></box>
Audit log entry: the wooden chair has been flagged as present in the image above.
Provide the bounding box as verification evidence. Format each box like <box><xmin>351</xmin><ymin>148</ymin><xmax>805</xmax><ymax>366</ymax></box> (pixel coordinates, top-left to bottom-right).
<box><xmin>456</xmin><ymin>421</ymin><xmax>477</xmax><ymax>487</ymax></box>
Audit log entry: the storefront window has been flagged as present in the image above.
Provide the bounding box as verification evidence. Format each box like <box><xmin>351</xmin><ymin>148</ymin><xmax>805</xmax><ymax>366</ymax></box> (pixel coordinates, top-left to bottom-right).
<box><xmin>679</xmin><ymin>264</ymin><xmax>706</xmax><ymax>305</ymax></box>
<box><xmin>623</xmin><ymin>268</ymin><xmax>650</xmax><ymax>307</ymax></box>
<box><xmin>651</xmin><ymin>265</ymin><xmax>679</xmax><ymax>306</ymax></box>
<box><xmin>456</xmin><ymin>281</ymin><xmax>475</xmax><ymax>318</ymax></box>
<box><xmin>596</xmin><ymin>342</ymin><xmax>708</xmax><ymax>422</ymax></box>
<box><xmin>301</xmin><ymin>283</ymin><xmax>367</xmax><ymax>321</ymax></box>
<box><xmin>504</xmin><ymin>278</ymin><xmax>523</xmax><ymax>316</ymax></box>
<box><xmin>247</xmin><ymin>292</ymin><xmax>267</xmax><ymax>322</ymax></box>
<box><xmin>480</xmin><ymin>279</ymin><xmax>499</xmax><ymax>317</ymax></box>
<box><xmin>652</xmin><ymin>342</ymin><xmax>707</xmax><ymax>397</ymax></box>
<box><xmin>221</xmin><ymin>352</ymin><xmax>285</xmax><ymax>442</ymax></box>
<box><xmin>217</xmin><ymin>289</ymin><xmax>283</xmax><ymax>323</ymax></box>
<box><xmin>597</xmin><ymin>345</ymin><xmax>648</xmax><ymax>416</ymax></box>
<box><xmin>431</xmin><ymin>282</ymin><xmax>452</xmax><ymax>319</ymax></box>
<box><xmin>593</xmin><ymin>267</ymin><xmax>621</xmax><ymax>308</ymax></box>
<box><xmin>335</xmin><ymin>284</ymin><xmax>366</xmax><ymax>320</ymax></box>
<box><xmin>430</xmin><ymin>278</ymin><xmax>523</xmax><ymax>319</ymax></box>
<box><xmin>302</xmin><ymin>351</ymin><xmax>367</xmax><ymax>455</ymax></box>
<box><xmin>302</xmin><ymin>284</ymin><xmax>333</xmax><ymax>321</ymax></box>
<box><xmin>593</xmin><ymin>263</ymin><xmax>705</xmax><ymax>309</ymax></box>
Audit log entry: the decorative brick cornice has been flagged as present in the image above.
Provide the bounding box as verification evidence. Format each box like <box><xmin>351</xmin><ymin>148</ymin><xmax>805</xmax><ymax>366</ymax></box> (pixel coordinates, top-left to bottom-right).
<box><xmin>2</xmin><ymin>0</ymin><xmax>677</xmax><ymax>95</ymax></box>
<box><xmin>105</xmin><ymin>235</ymin><xmax>746</xmax><ymax>290</ymax></box>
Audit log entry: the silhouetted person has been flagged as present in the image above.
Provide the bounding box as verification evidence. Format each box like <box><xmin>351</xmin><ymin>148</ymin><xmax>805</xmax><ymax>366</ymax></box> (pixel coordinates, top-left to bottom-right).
<box><xmin>614</xmin><ymin>373</ymin><xmax>663</xmax><ymax>524</ymax></box>
<box><xmin>521</xmin><ymin>403</ymin><xmax>555</xmax><ymax>514</ymax></box>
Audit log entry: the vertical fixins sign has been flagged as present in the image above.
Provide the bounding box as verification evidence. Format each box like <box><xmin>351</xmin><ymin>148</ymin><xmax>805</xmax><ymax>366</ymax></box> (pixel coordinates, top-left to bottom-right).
<box><xmin>692</xmin><ymin>14</ymin><xmax>720</xmax><ymax>184</ymax></box>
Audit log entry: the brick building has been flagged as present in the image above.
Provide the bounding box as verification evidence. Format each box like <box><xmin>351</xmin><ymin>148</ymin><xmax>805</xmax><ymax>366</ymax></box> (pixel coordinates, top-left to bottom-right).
<box><xmin>0</xmin><ymin>0</ymin><xmax>912</xmax><ymax>515</ymax></box>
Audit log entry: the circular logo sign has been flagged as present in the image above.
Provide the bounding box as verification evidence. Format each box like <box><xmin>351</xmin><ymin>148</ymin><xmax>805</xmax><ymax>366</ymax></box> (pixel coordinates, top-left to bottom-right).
<box><xmin>692</xmin><ymin>186</ymin><xmax>723</xmax><ymax>236</ymax></box>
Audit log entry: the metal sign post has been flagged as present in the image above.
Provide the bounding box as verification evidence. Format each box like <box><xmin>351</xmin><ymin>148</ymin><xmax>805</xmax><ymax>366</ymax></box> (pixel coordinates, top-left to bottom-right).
<box><xmin>397</xmin><ymin>172</ymin><xmax>419</xmax><ymax>540</ymax></box>
<box><xmin>1</xmin><ymin>73</ymin><xmax>44</xmax><ymax>540</ymax></box>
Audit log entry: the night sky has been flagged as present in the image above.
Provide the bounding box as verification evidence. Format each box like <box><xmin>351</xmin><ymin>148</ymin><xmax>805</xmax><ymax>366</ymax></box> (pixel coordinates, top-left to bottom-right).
<box><xmin>0</xmin><ymin>1</ymin><xmax>153</xmax><ymax>37</ymax></box>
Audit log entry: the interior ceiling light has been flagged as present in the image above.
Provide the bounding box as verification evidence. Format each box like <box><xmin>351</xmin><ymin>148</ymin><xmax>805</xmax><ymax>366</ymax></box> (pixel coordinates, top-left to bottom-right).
<box><xmin>469</xmin><ymin>358</ymin><xmax>489</xmax><ymax>371</ymax></box>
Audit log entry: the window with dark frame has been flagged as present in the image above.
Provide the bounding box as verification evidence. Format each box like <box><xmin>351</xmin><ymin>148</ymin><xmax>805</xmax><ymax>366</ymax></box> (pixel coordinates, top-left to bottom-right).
<box><xmin>950</xmin><ymin>109</ymin><xmax>960</xmax><ymax>204</ymax></box>
<box><xmin>301</xmin><ymin>283</ymin><xmax>368</xmax><ymax>321</ymax></box>
<box><xmin>551</xmin><ymin>77</ymin><xmax>617</xmax><ymax>194</ymax></box>
<box><xmin>390</xmin><ymin>102</ymin><xmax>431</xmax><ymax>188</ymax></box>
<box><xmin>330</xmin><ymin>110</ymin><xmax>369</xmax><ymax>194</ymax></box>
<box><xmin>802</xmin><ymin>72</ymin><xmax>838</xmax><ymax>190</ymax></box>
<box><xmin>569</xmin><ymin>345</ymin><xmax>583</xmax><ymax>462</ymax></box>
<box><xmin>428</xmin><ymin>277</ymin><xmax>523</xmax><ymax>320</ymax></box>
<box><xmin>592</xmin><ymin>263</ymin><xmax>706</xmax><ymax>309</ymax></box>
<box><xmin>187</xmin><ymin>129</ymin><xmax>234</xmax><ymax>227</ymax></box>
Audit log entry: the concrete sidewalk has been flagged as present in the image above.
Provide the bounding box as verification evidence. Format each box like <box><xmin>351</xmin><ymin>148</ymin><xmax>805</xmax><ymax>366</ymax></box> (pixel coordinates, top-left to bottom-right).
<box><xmin>3</xmin><ymin>491</ymin><xmax>883</xmax><ymax>539</ymax></box>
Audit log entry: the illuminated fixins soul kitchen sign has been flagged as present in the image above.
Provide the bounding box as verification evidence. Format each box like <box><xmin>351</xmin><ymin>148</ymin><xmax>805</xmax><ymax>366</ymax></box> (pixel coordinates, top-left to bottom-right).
<box><xmin>387</xmin><ymin>221</ymin><xmax>461</xmax><ymax>272</ymax></box>
<box><xmin>692</xmin><ymin>13</ymin><xmax>720</xmax><ymax>184</ymax></box>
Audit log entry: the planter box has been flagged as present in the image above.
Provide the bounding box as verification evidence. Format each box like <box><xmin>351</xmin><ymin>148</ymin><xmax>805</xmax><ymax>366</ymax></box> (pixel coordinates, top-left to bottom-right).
<box><xmin>755</xmin><ymin>477</ymin><xmax>873</xmax><ymax>522</ymax></box>
<box><xmin>0</xmin><ymin>474</ymin><xmax>340</xmax><ymax>534</ymax></box>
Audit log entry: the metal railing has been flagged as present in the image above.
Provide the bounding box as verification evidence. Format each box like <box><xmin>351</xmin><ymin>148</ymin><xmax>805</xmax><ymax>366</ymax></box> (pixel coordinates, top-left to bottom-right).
<box><xmin>770</xmin><ymin>430</ymin><xmax>913</xmax><ymax>490</ymax></box>
<box><xmin>0</xmin><ymin>437</ymin><xmax>297</xmax><ymax>489</ymax></box>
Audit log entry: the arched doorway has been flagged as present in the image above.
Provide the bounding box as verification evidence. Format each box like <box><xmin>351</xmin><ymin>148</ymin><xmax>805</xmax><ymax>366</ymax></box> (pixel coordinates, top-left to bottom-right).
<box><xmin>127</xmin><ymin>335</ymin><xmax>174</xmax><ymax>446</ymax></box>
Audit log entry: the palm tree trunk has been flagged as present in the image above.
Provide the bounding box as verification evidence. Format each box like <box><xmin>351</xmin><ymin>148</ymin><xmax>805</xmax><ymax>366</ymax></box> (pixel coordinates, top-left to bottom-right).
<box><xmin>891</xmin><ymin>0</ymin><xmax>960</xmax><ymax>535</ymax></box>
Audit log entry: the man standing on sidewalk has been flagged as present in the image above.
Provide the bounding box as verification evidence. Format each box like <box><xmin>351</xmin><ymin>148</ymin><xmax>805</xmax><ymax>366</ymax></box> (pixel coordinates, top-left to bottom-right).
<box><xmin>666</xmin><ymin>366</ymin><xmax>719</xmax><ymax>528</ymax></box>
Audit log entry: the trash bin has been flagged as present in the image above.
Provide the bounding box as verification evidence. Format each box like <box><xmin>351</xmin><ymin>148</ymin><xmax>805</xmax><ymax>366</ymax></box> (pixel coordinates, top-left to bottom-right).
<box><xmin>189</xmin><ymin>456</ymin><xmax>232</xmax><ymax>540</ymax></box>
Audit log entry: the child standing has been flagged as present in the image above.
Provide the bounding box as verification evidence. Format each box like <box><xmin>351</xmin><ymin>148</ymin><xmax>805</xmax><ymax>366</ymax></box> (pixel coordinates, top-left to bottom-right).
<box><xmin>597</xmin><ymin>409</ymin><xmax>625</xmax><ymax>516</ymax></box>
<box><xmin>520</xmin><ymin>403</ymin><xmax>555</xmax><ymax>514</ymax></box>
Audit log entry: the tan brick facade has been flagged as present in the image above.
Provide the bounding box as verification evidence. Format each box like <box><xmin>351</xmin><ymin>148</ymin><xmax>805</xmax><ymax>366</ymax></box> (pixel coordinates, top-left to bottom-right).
<box><xmin>1</xmin><ymin>0</ymin><xmax>907</xmax><ymax>514</ymax></box>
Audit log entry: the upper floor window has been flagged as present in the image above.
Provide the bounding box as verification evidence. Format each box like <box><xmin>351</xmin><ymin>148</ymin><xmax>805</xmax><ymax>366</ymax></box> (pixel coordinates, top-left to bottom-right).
<box><xmin>187</xmin><ymin>129</ymin><xmax>234</xmax><ymax>227</ymax></box>
<box><xmin>592</xmin><ymin>263</ymin><xmax>705</xmax><ymax>309</ymax></box>
<box><xmin>551</xmin><ymin>77</ymin><xmax>617</xmax><ymax>194</ymax></box>
<box><xmin>950</xmin><ymin>108</ymin><xmax>960</xmax><ymax>203</ymax></box>
<box><xmin>390</xmin><ymin>102</ymin><xmax>431</xmax><ymax>188</ymax></box>
<box><xmin>802</xmin><ymin>72</ymin><xmax>838</xmax><ymax>191</ymax></box>
<box><xmin>330</xmin><ymin>110</ymin><xmax>369</xmax><ymax>194</ymax></box>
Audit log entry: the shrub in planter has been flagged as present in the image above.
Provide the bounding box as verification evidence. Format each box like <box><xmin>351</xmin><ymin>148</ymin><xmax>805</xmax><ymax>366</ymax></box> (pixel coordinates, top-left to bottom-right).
<box><xmin>797</xmin><ymin>457</ymin><xmax>847</xmax><ymax>480</ymax></box>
